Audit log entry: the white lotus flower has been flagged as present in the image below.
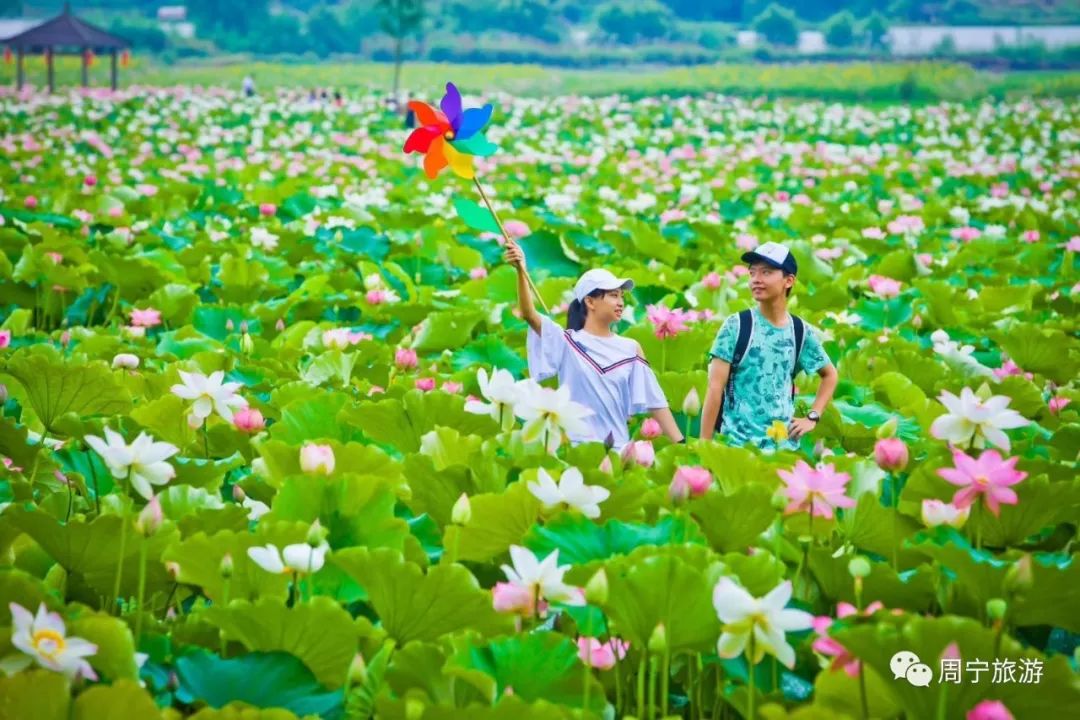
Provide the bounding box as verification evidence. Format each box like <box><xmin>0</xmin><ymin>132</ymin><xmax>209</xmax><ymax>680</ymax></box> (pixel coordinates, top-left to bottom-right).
<box><xmin>528</xmin><ymin>467</ymin><xmax>610</xmax><ymax>519</ymax></box>
<box><xmin>2</xmin><ymin>602</ymin><xmax>98</xmax><ymax>681</ymax></box>
<box><xmin>84</xmin><ymin>428</ymin><xmax>178</xmax><ymax>500</ymax></box>
<box><xmin>251</xmin><ymin>227</ymin><xmax>279</xmax><ymax>251</ymax></box>
<box><xmin>515</xmin><ymin>380</ymin><xmax>595</xmax><ymax>454</ymax></box>
<box><xmin>930</xmin><ymin>386</ymin><xmax>1029</xmax><ymax>451</ymax></box>
<box><xmin>465</xmin><ymin>367</ymin><xmax>520</xmax><ymax>431</ymax></box>
<box><xmin>921</xmin><ymin>499</ymin><xmax>970</xmax><ymax>528</ymax></box>
<box><xmin>930</xmin><ymin>330</ymin><xmax>994</xmax><ymax>378</ymax></box>
<box><xmin>242</xmin><ymin>497</ymin><xmax>270</xmax><ymax>521</ymax></box>
<box><xmin>713</xmin><ymin>578</ymin><xmax>813</xmax><ymax>669</ymax></box>
<box><xmin>247</xmin><ymin>541</ymin><xmax>329</xmax><ymax>575</ymax></box>
<box><xmin>500</xmin><ymin>545</ymin><xmax>583</xmax><ymax>607</ymax></box>
<box><xmin>170</xmin><ymin>369</ymin><xmax>248</xmax><ymax>425</ymax></box>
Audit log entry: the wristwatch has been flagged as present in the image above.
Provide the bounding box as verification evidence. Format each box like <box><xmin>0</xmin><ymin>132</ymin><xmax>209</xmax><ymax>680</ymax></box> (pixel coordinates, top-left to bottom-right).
<box><xmin>806</xmin><ymin>410</ymin><xmax>820</xmax><ymax>423</ymax></box>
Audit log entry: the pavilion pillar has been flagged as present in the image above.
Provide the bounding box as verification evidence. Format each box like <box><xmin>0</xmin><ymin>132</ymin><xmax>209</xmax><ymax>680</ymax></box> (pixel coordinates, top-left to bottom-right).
<box><xmin>110</xmin><ymin>48</ymin><xmax>117</xmax><ymax>91</ymax></box>
<box><xmin>81</xmin><ymin>47</ymin><xmax>88</xmax><ymax>88</ymax></box>
<box><xmin>46</xmin><ymin>47</ymin><xmax>54</xmax><ymax>93</ymax></box>
<box><xmin>15</xmin><ymin>48</ymin><xmax>24</xmax><ymax>91</ymax></box>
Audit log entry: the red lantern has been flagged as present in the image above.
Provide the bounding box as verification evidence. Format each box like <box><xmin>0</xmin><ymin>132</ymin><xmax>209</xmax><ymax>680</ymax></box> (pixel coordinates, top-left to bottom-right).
<box><xmin>120</xmin><ymin>49</ymin><xmax>130</xmax><ymax>68</ymax></box>
<box><xmin>84</xmin><ymin>48</ymin><xmax>95</xmax><ymax>68</ymax></box>
<box><xmin>3</xmin><ymin>47</ymin><xmax>11</xmax><ymax>65</ymax></box>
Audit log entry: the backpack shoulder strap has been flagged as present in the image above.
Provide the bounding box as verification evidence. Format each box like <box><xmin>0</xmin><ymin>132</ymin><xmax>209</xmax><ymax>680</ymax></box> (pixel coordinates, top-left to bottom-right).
<box><xmin>792</xmin><ymin>315</ymin><xmax>806</xmax><ymax>373</ymax></box>
<box><xmin>732</xmin><ymin>309</ymin><xmax>754</xmax><ymax>370</ymax></box>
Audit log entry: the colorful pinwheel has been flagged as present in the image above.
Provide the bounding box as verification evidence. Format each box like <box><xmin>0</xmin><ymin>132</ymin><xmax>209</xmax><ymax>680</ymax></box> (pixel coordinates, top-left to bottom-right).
<box><xmin>400</xmin><ymin>81</ymin><xmax>548</xmax><ymax>313</ymax></box>
<box><xmin>404</xmin><ymin>82</ymin><xmax>494</xmax><ymax>180</ymax></box>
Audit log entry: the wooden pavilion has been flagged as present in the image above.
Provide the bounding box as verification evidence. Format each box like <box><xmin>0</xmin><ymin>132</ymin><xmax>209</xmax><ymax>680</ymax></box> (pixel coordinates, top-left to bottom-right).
<box><xmin>3</xmin><ymin>3</ymin><xmax>130</xmax><ymax>93</ymax></box>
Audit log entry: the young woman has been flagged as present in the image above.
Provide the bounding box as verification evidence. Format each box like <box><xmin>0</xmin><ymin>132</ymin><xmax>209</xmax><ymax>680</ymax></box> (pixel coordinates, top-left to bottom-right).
<box><xmin>504</xmin><ymin>239</ymin><xmax>684</xmax><ymax>451</ymax></box>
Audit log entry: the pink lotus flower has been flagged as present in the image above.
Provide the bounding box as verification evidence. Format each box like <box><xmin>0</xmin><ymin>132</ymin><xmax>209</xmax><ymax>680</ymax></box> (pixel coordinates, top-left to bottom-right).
<box><xmin>967</xmin><ymin>700</ymin><xmax>1014</xmax><ymax>720</ymax></box>
<box><xmin>504</xmin><ymin>220</ymin><xmax>530</xmax><ymax>238</ymax></box>
<box><xmin>394</xmin><ymin>348</ymin><xmax>418</xmax><ymax>370</ymax></box>
<box><xmin>736</xmin><ymin>233</ymin><xmax>758</xmax><ymax>250</ymax></box>
<box><xmin>778</xmin><ymin>461</ymin><xmax>855</xmax><ymax>519</ymax></box>
<box><xmin>886</xmin><ymin>215</ymin><xmax>924</xmax><ymax>235</ymax></box>
<box><xmin>862</xmin><ymin>227</ymin><xmax>885</xmax><ymax>240</ymax></box>
<box><xmin>299</xmin><ymin>443</ymin><xmax>335</xmax><ymax>475</ymax></box>
<box><xmin>646</xmin><ymin>305</ymin><xmax>688</xmax><ymax>340</ymax></box>
<box><xmin>492</xmin><ymin>581</ymin><xmax>543</xmax><ymax>617</ymax></box>
<box><xmin>660</xmin><ymin>208</ymin><xmax>687</xmax><ymax>225</ymax></box>
<box><xmin>812</xmin><ymin>601</ymin><xmax>885</xmax><ymax>676</ymax></box>
<box><xmin>621</xmin><ymin>440</ymin><xmax>655</xmax><ymax>468</ymax></box>
<box><xmin>470</xmin><ymin>267</ymin><xmax>488</xmax><ymax>280</ymax></box>
<box><xmin>1065</xmin><ymin>236</ymin><xmax>1080</xmax><ymax>252</ymax></box>
<box><xmin>867</xmin><ymin>275</ymin><xmax>902</xmax><ymax>299</ymax></box>
<box><xmin>938</xmin><ymin>449</ymin><xmax>1027</xmax><ymax>516</ymax></box>
<box><xmin>577</xmin><ymin>637</ymin><xmax>629</xmax><ymax>670</ymax></box>
<box><xmin>108</xmin><ymin>206</ymin><xmax>123</xmax><ymax>218</ymax></box>
<box><xmin>873</xmin><ymin>438</ymin><xmax>909</xmax><ymax>472</ymax></box>
<box><xmin>1049</xmin><ymin>396</ymin><xmax>1071</xmax><ymax>415</ymax></box>
<box><xmin>702</xmin><ymin>271</ymin><xmax>722</xmax><ymax>289</ymax></box>
<box><xmin>993</xmin><ymin>359</ymin><xmax>1032</xmax><ymax>381</ymax></box>
<box><xmin>0</xmin><ymin>330</ymin><xmax>10</xmax><ymax>349</ymax></box>
<box><xmin>442</xmin><ymin>381</ymin><xmax>463</xmax><ymax>394</ymax></box>
<box><xmin>24</xmin><ymin>195</ymin><xmax>37</xmax><ymax>209</ymax></box>
<box><xmin>670</xmin><ymin>466</ymin><xmax>713</xmax><ymax>502</ymax></box>
<box><xmin>130</xmin><ymin>308</ymin><xmax>162</xmax><ymax>328</ymax></box>
<box><xmin>640</xmin><ymin>418</ymin><xmax>662</xmax><ymax>438</ymax></box>
<box><xmin>1021</xmin><ymin>230</ymin><xmax>1040</xmax><ymax>243</ymax></box>
<box><xmin>232</xmin><ymin>407</ymin><xmax>265</xmax><ymax>434</ymax></box>
<box><xmin>415</xmin><ymin>377</ymin><xmax>436</xmax><ymax>391</ymax></box>
<box><xmin>259</xmin><ymin>203</ymin><xmax>276</xmax><ymax>217</ymax></box>
<box><xmin>83</xmin><ymin>175</ymin><xmax>97</xmax><ymax>188</ymax></box>
<box><xmin>951</xmin><ymin>226</ymin><xmax>981</xmax><ymax>242</ymax></box>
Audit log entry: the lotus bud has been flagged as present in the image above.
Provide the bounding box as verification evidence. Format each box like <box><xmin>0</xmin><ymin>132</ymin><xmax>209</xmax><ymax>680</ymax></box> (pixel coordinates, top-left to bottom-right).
<box><xmin>451</xmin><ymin>493</ymin><xmax>471</xmax><ymax>525</ymax></box>
<box><xmin>875</xmin><ymin>417</ymin><xmax>898</xmax><ymax>440</ymax></box>
<box><xmin>135</xmin><ymin>494</ymin><xmax>163</xmax><ymax>536</ymax></box>
<box><xmin>44</xmin><ymin>564</ymin><xmax>67</xmax><ymax>596</ymax></box>
<box><xmin>1004</xmin><ymin>554</ymin><xmax>1034</xmax><ymax>592</ymax></box>
<box><xmin>219</xmin><ymin>553</ymin><xmax>233</xmax><ymax>579</ymax></box>
<box><xmin>986</xmin><ymin>598</ymin><xmax>1007</xmax><ymax>621</ymax></box>
<box><xmin>682</xmin><ymin>387</ymin><xmax>701</xmax><ymax>417</ymax></box>
<box><xmin>584</xmin><ymin>569</ymin><xmax>609</xmax><ymax>605</ymax></box>
<box><xmin>306</xmin><ymin>519</ymin><xmax>328</xmax><ymax>547</ymax></box>
<box><xmin>348</xmin><ymin>652</ymin><xmax>367</xmax><ymax>686</ymax></box>
<box><xmin>647</xmin><ymin>623</ymin><xmax>667</xmax><ymax>654</ymax></box>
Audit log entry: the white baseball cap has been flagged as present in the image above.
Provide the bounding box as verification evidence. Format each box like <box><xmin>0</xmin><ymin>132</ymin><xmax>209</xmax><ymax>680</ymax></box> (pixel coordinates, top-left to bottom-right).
<box><xmin>572</xmin><ymin>268</ymin><xmax>635</xmax><ymax>303</ymax></box>
<box><xmin>741</xmin><ymin>241</ymin><xmax>798</xmax><ymax>275</ymax></box>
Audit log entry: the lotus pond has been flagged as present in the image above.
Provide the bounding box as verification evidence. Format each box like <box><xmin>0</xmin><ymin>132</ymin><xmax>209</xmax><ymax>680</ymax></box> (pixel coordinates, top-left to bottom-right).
<box><xmin>0</xmin><ymin>87</ymin><xmax>1078</xmax><ymax>720</ymax></box>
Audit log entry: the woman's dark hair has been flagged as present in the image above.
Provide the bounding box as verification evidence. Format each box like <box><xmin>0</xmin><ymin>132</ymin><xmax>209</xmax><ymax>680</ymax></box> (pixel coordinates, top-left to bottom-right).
<box><xmin>566</xmin><ymin>288</ymin><xmax>608</xmax><ymax>331</ymax></box>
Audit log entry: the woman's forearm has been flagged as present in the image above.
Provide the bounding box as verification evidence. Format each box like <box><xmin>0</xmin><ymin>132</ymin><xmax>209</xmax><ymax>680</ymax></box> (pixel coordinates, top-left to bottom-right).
<box><xmin>516</xmin><ymin>266</ymin><xmax>541</xmax><ymax>332</ymax></box>
<box><xmin>650</xmin><ymin>407</ymin><xmax>684</xmax><ymax>442</ymax></box>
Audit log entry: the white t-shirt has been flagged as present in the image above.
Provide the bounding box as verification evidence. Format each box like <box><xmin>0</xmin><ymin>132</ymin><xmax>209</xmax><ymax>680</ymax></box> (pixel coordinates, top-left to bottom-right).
<box><xmin>526</xmin><ymin>315</ymin><xmax>669</xmax><ymax>452</ymax></box>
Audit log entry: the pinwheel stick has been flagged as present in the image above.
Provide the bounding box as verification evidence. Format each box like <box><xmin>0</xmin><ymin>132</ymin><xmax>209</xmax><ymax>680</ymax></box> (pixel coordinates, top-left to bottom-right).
<box><xmin>472</xmin><ymin>177</ymin><xmax>549</xmax><ymax>314</ymax></box>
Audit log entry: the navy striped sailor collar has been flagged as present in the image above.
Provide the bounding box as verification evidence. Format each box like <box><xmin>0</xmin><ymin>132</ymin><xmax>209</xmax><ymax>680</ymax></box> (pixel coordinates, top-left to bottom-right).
<box><xmin>562</xmin><ymin>328</ymin><xmax>649</xmax><ymax>375</ymax></box>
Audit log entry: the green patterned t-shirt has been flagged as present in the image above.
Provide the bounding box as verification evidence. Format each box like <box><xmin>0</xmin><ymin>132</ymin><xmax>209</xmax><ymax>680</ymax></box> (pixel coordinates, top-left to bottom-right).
<box><xmin>707</xmin><ymin>307</ymin><xmax>830</xmax><ymax>451</ymax></box>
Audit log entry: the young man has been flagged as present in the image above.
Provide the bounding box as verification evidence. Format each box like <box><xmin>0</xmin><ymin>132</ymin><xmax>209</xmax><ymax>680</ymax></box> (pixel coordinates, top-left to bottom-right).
<box><xmin>699</xmin><ymin>241</ymin><xmax>839</xmax><ymax>451</ymax></box>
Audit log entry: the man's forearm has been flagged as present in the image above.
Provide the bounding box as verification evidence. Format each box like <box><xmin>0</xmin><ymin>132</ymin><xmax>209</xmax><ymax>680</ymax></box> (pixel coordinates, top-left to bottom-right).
<box><xmin>809</xmin><ymin>368</ymin><xmax>839</xmax><ymax>415</ymax></box>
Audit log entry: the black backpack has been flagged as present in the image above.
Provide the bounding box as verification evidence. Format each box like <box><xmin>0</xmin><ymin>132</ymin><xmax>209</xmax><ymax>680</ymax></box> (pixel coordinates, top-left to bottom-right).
<box><xmin>713</xmin><ymin>309</ymin><xmax>806</xmax><ymax>434</ymax></box>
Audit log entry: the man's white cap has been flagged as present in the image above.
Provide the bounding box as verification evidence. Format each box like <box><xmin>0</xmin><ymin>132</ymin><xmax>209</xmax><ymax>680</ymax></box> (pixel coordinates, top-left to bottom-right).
<box><xmin>572</xmin><ymin>268</ymin><xmax>635</xmax><ymax>303</ymax></box>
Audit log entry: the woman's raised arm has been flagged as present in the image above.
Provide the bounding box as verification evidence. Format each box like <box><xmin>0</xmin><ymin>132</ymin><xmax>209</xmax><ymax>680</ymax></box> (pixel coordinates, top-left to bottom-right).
<box><xmin>504</xmin><ymin>240</ymin><xmax>542</xmax><ymax>333</ymax></box>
